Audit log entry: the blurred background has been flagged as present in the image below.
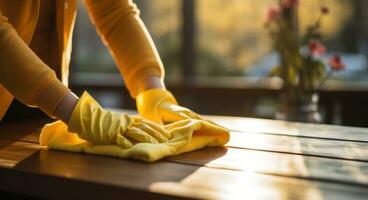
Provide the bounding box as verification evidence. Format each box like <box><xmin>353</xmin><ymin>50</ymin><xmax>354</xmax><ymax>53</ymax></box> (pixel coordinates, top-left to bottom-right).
<box><xmin>69</xmin><ymin>0</ymin><xmax>368</xmax><ymax>127</ymax></box>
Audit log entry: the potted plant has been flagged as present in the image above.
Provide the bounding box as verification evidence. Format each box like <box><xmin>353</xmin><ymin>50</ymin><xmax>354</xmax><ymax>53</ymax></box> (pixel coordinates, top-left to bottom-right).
<box><xmin>265</xmin><ymin>0</ymin><xmax>345</xmax><ymax>122</ymax></box>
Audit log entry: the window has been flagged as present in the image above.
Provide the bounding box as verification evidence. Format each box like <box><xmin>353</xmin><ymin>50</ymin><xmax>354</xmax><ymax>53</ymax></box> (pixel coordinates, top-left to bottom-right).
<box><xmin>70</xmin><ymin>0</ymin><xmax>181</xmax><ymax>77</ymax></box>
<box><xmin>196</xmin><ymin>0</ymin><xmax>368</xmax><ymax>81</ymax></box>
<box><xmin>69</xmin><ymin>0</ymin><xmax>368</xmax><ymax>126</ymax></box>
<box><xmin>71</xmin><ymin>0</ymin><xmax>368</xmax><ymax>80</ymax></box>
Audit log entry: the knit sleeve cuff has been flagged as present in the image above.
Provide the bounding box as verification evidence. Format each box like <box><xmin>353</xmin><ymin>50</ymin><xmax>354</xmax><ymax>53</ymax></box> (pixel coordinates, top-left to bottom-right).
<box><xmin>33</xmin><ymin>78</ymin><xmax>70</xmax><ymax>118</ymax></box>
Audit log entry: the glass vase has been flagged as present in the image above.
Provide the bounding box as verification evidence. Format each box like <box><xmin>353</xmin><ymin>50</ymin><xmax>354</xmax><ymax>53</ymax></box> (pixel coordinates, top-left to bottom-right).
<box><xmin>276</xmin><ymin>92</ymin><xmax>322</xmax><ymax>123</ymax></box>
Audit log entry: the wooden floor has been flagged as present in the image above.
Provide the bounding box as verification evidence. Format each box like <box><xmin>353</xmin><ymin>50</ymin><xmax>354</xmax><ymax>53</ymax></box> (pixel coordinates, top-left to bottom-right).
<box><xmin>0</xmin><ymin>111</ymin><xmax>368</xmax><ymax>199</ymax></box>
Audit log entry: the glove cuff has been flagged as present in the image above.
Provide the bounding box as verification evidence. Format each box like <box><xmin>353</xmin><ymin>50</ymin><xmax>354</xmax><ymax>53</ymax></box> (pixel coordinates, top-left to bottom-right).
<box><xmin>67</xmin><ymin>91</ymin><xmax>133</xmax><ymax>144</ymax></box>
<box><xmin>67</xmin><ymin>91</ymin><xmax>99</xmax><ymax>135</ymax></box>
<box><xmin>136</xmin><ymin>88</ymin><xmax>177</xmax><ymax>123</ymax></box>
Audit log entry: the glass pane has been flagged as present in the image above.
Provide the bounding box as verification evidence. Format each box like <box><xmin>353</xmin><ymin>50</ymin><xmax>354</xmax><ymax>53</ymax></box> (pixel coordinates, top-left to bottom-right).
<box><xmin>196</xmin><ymin>0</ymin><xmax>276</xmax><ymax>76</ymax></box>
<box><xmin>196</xmin><ymin>0</ymin><xmax>368</xmax><ymax>81</ymax></box>
<box><xmin>71</xmin><ymin>0</ymin><xmax>181</xmax><ymax>76</ymax></box>
<box><xmin>135</xmin><ymin>0</ymin><xmax>182</xmax><ymax>77</ymax></box>
<box><xmin>72</xmin><ymin>1</ymin><xmax>116</xmax><ymax>73</ymax></box>
<box><xmin>298</xmin><ymin>0</ymin><xmax>367</xmax><ymax>81</ymax></box>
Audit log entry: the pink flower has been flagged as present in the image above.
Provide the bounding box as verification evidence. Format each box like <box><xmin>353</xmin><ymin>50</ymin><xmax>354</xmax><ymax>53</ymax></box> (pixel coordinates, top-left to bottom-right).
<box><xmin>282</xmin><ymin>0</ymin><xmax>299</xmax><ymax>8</ymax></box>
<box><xmin>265</xmin><ymin>5</ymin><xmax>281</xmax><ymax>24</ymax></box>
<box><xmin>328</xmin><ymin>54</ymin><xmax>345</xmax><ymax>71</ymax></box>
<box><xmin>308</xmin><ymin>40</ymin><xmax>326</xmax><ymax>56</ymax></box>
<box><xmin>321</xmin><ymin>6</ymin><xmax>329</xmax><ymax>15</ymax></box>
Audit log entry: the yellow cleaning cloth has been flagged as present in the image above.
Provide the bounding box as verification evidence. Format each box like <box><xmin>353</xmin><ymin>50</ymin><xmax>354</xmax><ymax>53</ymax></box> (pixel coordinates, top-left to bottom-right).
<box><xmin>39</xmin><ymin>119</ymin><xmax>229</xmax><ymax>162</ymax></box>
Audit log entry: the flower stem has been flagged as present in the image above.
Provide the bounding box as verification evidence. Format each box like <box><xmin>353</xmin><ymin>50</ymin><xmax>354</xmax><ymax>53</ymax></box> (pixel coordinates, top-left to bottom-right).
<box><xmin>317</xmin><ymin>70</ymin><xmax>333</xmax><ymax>90</ymax></box>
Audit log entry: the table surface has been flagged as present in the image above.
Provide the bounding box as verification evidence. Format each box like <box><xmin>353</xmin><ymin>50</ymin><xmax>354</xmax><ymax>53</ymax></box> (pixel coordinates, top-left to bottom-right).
<box><xmin>1</xmin><ymin>110</ymin><xmax>368</xmax><ymax>200</ymax></box>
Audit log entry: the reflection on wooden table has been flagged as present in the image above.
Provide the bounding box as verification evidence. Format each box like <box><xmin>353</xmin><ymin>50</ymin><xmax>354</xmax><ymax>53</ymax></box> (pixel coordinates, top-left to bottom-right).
<box><xmin>0</xmin><ymin>111</ymin><xmax>367</xmax><ymax>199</ymax></box>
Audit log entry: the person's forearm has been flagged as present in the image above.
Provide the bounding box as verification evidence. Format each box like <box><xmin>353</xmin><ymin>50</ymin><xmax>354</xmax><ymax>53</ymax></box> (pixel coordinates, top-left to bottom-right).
<box><xmin>54</xmin><ymin>91</ymin><xmax>79</xmax><ymax>123</ymax></box>
<box><xmin>53</xmin><ymin>75</ymin><xmax>163</xmax><ymax>123</ymax></box>
<box><xmin>84</xmin><ymin>0</ymin><xmax>164</xmax><ymax>97</ymax></box>
<box><xmin>0</xmin><ymin>14</ymin><xmax>72</xmax><ymax>117</ymax></box>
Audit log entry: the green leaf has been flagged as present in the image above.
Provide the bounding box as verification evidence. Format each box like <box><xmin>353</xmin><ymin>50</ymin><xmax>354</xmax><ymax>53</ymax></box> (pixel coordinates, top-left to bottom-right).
<box><xmin>268</xmin><ymin>65</ymin><xmax>281</xmax><ymax>77</ymax></box>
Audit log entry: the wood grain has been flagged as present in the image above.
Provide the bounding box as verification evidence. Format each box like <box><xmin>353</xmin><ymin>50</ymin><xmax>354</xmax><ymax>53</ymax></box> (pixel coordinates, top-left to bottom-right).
<box><xmin>0</xmin><ymin>120</ymin><xmax>47</xmax><ymax>144</ymax></box>
<box><xmin>2</xmin><ymin>127</ymin><xmax>368</xmax><ymax>163</ymax></box>
<box><xmin>227</xmin><ymin>131</ymin><xmax>368</xmax><ymax>162</ymax></box>
<box><xmin>2</xmin><ymin>127</ymin><xmax>368</xmax><ymax>186</ymax></box>
<box><xmin>4</xmin><ymin>150</ymin><xmax>367</xmax><ymax>200</ymax></box>
<box><xmin>1</xmin><ymin>116</ymin><xmax>368</xmax><ymax>199</ymax></box>
<box><xmin>168</xmin><ymin>146</ymin><xmax>368</xmax><ymax>186</ymax></box>
<box><xmin>0</xmin><ymin>140</ymin><xmax>42</xmax><ymax>168</ymax></box>
<box><xmin>209</xmin><ymin>116</ymin><xmax>368</xmax><ymax>142</ymax></box>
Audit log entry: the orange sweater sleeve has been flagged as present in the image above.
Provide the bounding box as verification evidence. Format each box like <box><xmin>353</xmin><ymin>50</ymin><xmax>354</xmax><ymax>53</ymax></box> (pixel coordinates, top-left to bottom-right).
<box><xmin>84</xmin><ymin>0</ymin><xmax>164</xmax><ymax>98</ymax></box>
<box><xmin>0</xmin><ymin>13</ymin><xmax>70</xmax><ymax>117</ymax></box>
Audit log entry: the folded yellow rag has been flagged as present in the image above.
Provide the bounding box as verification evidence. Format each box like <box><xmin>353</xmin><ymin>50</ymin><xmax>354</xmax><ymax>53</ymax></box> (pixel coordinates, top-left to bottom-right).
<box><xmin>39</xmin><ymin>119</ymin><xmax>229</xmax><ymax>162</ymax></box>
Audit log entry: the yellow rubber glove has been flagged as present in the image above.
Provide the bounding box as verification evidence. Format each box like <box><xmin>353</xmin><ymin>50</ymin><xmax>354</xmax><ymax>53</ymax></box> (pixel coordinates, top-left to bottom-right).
<box><xmin>136</xmin><ymin>88</ymin><xmax>204</xmax><ymax>124</ymax></box>
<box><xmin>68</xmin><ymin>91</ymin><xmax>171</xmax><ymax>149</ymax></box>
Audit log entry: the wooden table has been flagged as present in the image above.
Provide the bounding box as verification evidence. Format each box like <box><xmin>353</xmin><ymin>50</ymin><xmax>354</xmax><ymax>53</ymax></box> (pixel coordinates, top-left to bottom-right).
<box><xmin>0</xmin><ymin>112</ymin><xmax>368</xmax><ymax>199</ymax></box>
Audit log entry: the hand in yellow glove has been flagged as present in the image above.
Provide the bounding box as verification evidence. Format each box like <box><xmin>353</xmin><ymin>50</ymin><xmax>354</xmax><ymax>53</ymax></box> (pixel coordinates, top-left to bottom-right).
<box><xmin>136</xmin><ymin>88</ymin><xmax>203</xmax><ymax>124</ymax></box>
<box><xmin>40</xmin><ymin>117</ymin><xmax>230</xmax><ymax>162</ymax></box>
<box><xmin>68</xmin><ymin>91</ymin><xmax>171</xmax><ymax>149</ymax></box>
